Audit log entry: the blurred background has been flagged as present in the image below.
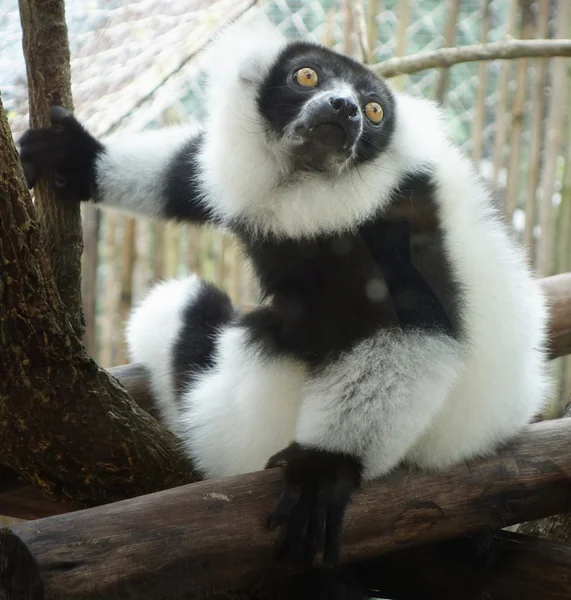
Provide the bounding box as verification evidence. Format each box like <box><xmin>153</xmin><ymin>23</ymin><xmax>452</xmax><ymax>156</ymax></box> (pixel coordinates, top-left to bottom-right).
<box><xmin>2</xmin><ymin>0</ymin><xmax>570</xmax><ymax>410</ymax></box>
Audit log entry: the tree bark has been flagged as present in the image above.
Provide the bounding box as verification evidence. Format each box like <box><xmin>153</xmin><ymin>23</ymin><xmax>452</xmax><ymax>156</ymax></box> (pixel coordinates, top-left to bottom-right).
<box><xmin>518</xmin><ymin>401</ymin><xmax>571</xmax><ymax>542</ymax></box>
<box><xmin>0</xmin><ymin>92</ymin><xmax>195</xmax><ymax>507</ymax></box>
<box><xmin>18</xmin><ymin>0</ymin><xmax>84</xmax><ymax>339</ymax></box>
<box><xmin>2</xmin><ymin>418</ymin><xmax>571</xmax><ymax>599</ymax></box>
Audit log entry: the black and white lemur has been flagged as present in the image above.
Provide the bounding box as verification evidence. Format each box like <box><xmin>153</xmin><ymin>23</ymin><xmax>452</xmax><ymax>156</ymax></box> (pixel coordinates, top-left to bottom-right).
<box><xmin>19</xmin><ymin>14</ymin><xmax>550</xmax><ymax>567</ymax></box>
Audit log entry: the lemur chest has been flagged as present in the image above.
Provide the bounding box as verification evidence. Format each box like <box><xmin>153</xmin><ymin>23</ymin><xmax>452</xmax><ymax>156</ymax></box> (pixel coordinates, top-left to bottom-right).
<box><xmin>236</xmin><ymin>175</ymin><xmax>463</xmax><ymax>364</ymax></box>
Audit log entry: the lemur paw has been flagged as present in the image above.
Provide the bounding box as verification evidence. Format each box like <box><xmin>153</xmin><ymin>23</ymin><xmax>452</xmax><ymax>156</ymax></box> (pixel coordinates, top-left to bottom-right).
<box><xmin>19</xmin><ymin>105</ymin><xmax>103</xmax><ymax>201</ymax></box>
<box><xmin>266</xmin><ymin>442</ymin><xmax>362</xmax><ymax>568</ymax></box>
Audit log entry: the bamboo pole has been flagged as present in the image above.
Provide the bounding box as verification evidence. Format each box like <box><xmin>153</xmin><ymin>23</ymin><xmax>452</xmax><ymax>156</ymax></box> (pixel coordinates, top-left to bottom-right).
<box><xmin>492</xmin><ymin>0</ymin><xmax>519</xmax><ymax>187</ymax></box>
<box><xmin>504</xmin><ymin>1</ymin><xmax>534</xmax><ymax>223</ymax></box>
<box><xmin>523</xmin><ymin>0</ymin><xmax>551</xmax><ymax>256</ymax></box>
<box><xmin>392</xmin><ymin>0</ymin><xmax>412</xmax><ymax>92</ymax></box>
<box><xmin>471</xmin><ymin>0</ymin><xmax>492</xmax><ymax>168</ymax></box>
<box><xmin>435</xmin><ymin>0</ymin><xmax>461</xmax><ymax>105</ymax></box>
<box><xmin>536</xmin><ymin>0</ymin><xmax>569</xmax><ymax>277</ymax></box>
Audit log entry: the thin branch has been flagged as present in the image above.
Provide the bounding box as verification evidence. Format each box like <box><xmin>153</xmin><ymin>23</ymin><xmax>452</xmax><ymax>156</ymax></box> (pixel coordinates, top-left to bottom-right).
<box><xmin>373</xmin><ymin>38</ymin><xmax>571</xmax><ymax>78</ymax></box>
<box><xmin>471</xmin><ymin>0</ymin><xmax>492</xmax><ymax>166</ymax></box>
<box><xmin>524</xmin><ymin>0</ymin><xmax>551</xmax><ymax>255</ymax></box>
<box><xmin>349</xmin><ymin>0</ymin><xmax>369</xmax><ymax>64</ymax></box>
<box><xmin>492</xmin><ymin>0</ymin><xmax>519</xmax><ymax>187</ymax></box>
<box><xmin>435</xmin><ymin>0</ymin><xmax>461</xmax><ymax>105</ymax></box>
<box><xmin>505</xmin><ymin>1</ymin><xmax>534</xmax><ymax>222</ymax></box>
<box><xmin>366</xmin><ymin>0</ymin><xmax>379</xmax><ymax>65</ymax></box>
<box><xmin>391</xmin><ymin>0</ymin><xmax>411</xmax><ymax>91</ymax></box>
<box><xmin>536</xmin><ymin>0</ymin><xmax>570</xmax><ymax>277</ymax></box>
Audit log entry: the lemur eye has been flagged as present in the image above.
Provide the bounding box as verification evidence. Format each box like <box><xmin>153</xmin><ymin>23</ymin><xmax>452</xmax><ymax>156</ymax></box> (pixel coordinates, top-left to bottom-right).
<box><xmin>295</xmin><ymin>67</ymin><xmax>319</xmax><ymax>88</ymax></box>
<box><xmin>365</xmin><ymin>102</ymin><xmax>384</xmax><ymax>124</ymax></box>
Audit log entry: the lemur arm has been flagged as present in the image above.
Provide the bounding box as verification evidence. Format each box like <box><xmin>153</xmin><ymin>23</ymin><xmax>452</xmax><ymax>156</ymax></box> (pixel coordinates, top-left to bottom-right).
<box><xmin>19</xmin><ymin>106</ymin><xmax>213</xmax><ymax>224</ymax></box>
<box><xmin>267</xmin><ymin>330</ymin><xmax>463</xmax><ymax>566</ymax></box>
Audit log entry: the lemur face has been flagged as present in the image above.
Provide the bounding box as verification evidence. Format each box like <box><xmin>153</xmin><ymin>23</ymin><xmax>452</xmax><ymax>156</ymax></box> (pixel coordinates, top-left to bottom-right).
<box><xmin>257</xmin><ymin>42</ymin><xmax>396</xmax><ymax>173</ymax></box>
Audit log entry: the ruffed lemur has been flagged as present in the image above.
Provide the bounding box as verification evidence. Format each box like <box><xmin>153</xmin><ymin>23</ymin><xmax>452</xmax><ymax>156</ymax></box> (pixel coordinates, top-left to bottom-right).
<box><xmin>19</xmin><ymin>14</ymin><xmax>550</xmax><ymax>567</ymax></box>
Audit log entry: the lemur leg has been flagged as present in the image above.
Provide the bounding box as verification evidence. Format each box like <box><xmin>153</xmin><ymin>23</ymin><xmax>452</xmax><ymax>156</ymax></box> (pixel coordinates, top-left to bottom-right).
<box><xmin>125</xmin><ymin>275</ymin><xmax>235</xmax><ymax>434</ymax></box>
<box><xmin>267</xmin><ymin>330</ymin><xmax>464</xmax><ymax>566</ymax></box>
<box><xmin>173</xmin><ymin>315</ymin><xmax>309</xmax><ymax>480</ymax></box>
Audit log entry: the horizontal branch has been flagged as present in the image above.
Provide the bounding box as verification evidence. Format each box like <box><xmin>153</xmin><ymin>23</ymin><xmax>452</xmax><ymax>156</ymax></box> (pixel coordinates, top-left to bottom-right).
<box><xmin>374</xmin><ymin>38</ymin><xmax>571</xmax><ymax>78</ymax></box>
<box><xmin>542</xmin><ymin>272</ymin><xmax>571</xmax><ymax>360</ymax></box>
<box><xmin>239</xmin><ymin>531</ymin><xmax>571</xmax><ymax>600</ymax></box>
<box><xmin>2</xmin><ymin>418</ymin><xmax>571</xmax><ymax>599</ymax></box>
<box><xmin>342</xmin><ymin>531</ymin><xmax>571</xmax><ymax>600</ymax></box>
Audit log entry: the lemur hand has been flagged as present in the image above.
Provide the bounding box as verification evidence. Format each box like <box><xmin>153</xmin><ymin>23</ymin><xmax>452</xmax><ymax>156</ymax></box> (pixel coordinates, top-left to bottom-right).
<box><xmin>266</xmin><ymin>442</ymin><xmax>362</xmax><ymax>567</ymax></box>
<box><xmin>19</xmin><ymin>105</ymin><xmax>103</xmax><ymax>201</ymax></box>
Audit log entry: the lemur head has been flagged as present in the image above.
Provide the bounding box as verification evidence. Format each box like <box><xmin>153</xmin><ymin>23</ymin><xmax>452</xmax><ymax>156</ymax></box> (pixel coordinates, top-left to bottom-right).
<box><xmin>201</xmin><ymin>14</ymin><xmax>396</xmax><ymax>178</ymax></box>
<box><xmin>199</xmin><ymin>14</ymin><xmax>427</xmax><ymax>238</ymax></box>
<box><xmin>256</xmin><ymin>42</ymin><xmax>396</xmax><ymax>174</ymax></box>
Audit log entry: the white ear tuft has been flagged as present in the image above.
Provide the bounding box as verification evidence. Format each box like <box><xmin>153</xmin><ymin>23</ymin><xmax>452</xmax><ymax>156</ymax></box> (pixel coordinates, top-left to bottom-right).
<box><xmin>200</xmin><ymin>10</ymin><xmax>287</xmax><ymax>91</ymax></box>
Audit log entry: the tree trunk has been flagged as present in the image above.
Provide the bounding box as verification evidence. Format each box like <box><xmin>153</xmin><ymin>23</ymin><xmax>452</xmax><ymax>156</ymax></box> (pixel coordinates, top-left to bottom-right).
<box><xmin>18</xmin><ymin>0</ymin><xmax>84</xmax><ymax>339</ymax></box>
<box><xmin>0</xmin><ymin>92</ymin><xmax>195</xmax><ymax>507</ymax></box>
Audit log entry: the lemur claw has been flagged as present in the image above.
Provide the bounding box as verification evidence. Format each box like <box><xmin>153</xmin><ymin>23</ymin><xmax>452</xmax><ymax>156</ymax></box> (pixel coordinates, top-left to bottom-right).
<box><xmin>266</xmin><ymin>442</ymin><xmax>362</xmax><ymax>567</ymax></box>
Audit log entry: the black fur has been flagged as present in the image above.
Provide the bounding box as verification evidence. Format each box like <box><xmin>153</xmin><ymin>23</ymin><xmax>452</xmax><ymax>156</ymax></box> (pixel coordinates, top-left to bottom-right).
<box><xmin>257</xmin><ymin>42</ymin><xmax>396</xmax><ymax>168</ymax></box>
<box><xmin>235</xmin><ymin>171</ymin><xmax>462</xmax><ymax>374</ymax></box>
<box><xmin>163</xmin><ymin>133</ymin><xmax>215</xmax><ymax>223</ymax></box>
<box><xmin>266</xmin><ymin>442</ymin><xmax>362</xmax><ymax>567</ymax></box>
<box><xmin>363</xmin><ymin>171</ymin><xmax>465</xmax><ymax>339</ymax></box>
<box><xmin>172</xmin><ymin>281</ymin><xmax>236</xmax><ymax>396</ymax></box>
<box><xmin>19</xmin><ymin>106</ymin><xmax>103</xmax><ymax>201</ymax></box>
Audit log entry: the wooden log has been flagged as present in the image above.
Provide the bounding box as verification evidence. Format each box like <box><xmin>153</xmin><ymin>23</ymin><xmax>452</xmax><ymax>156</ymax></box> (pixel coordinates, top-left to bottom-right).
<box><xmin>543</xmin><ymin>272</ymin><xmax>571</xmax><ymax>359</ymax></box>
<box><xmin>341</xmin><ymin>531</ymin><xmax>571</xmax><ymax>600</ymax></box>
<box><xmin>230</xmin><ymin>531</ymin><xmax>571</xmax><ymax>600</ymax></box>
<box><xmin>2</xmin><ymin>418</ymin><xmax>571</xmax><ymax>600</ymax></box>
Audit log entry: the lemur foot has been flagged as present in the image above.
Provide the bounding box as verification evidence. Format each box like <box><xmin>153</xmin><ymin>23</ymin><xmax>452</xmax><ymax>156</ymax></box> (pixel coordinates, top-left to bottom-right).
<box><xmin>19</xmin><ymin>105</ymin><xmax>103</xmax><ymax>200</ymax></box>
<box><xmin>266</xmin><ymin>442</ymin><xmax>362</xmax><ymax>568</ymax></box>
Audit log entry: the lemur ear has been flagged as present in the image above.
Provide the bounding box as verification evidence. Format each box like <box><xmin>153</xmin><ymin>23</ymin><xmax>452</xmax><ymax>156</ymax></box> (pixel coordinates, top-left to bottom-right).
<box><xmin>238</xmin><ymin>57</ymin><xmax>271</xmax><ymax>87</ymax></box>
<box><xmin>202</xmin><ymin>11</ymin><xmax>286</xmax><ymax>88</ymax></box>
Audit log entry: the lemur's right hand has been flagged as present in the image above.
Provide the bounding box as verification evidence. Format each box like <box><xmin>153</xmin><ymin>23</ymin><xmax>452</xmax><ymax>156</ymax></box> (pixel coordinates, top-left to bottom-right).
<box><xmin>19</xmin><ymin>105</ymin><xmax>104</xmax><ymax>202</ymax></box>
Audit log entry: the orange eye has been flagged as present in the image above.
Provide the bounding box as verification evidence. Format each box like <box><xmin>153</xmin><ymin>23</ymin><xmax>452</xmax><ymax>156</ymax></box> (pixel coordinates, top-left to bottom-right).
<box><xmin>365</xmin><ymin>101</ymin><xmax>384</xmax><ymax>124</ymax></box>
<box><xmin>295</xmin><ymin>67</ymin><xmax>319</xmax><ymax>88</ymax></box>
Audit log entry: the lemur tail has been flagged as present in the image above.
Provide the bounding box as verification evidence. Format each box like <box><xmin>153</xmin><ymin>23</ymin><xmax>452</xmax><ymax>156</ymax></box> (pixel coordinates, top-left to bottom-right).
<box><xmin>125</xmin><ymin>274</ymin><xmax>235</xmax><ymax>434</ymax></box>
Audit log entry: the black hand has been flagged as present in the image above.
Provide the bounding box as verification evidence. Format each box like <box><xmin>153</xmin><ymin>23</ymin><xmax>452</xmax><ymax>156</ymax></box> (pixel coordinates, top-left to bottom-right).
<box><xmin>266</xmin><ymin>442</ymin><xmax>362</xmax><ymax>568</ymax></box>
<box><xmin>19</xmin><ymin>105</ymin><xmax>104</xmax><ymax>201</ymax></box>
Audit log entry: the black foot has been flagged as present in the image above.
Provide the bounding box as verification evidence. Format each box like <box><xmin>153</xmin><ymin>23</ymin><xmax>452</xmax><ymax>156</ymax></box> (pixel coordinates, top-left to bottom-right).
<box><xmin>266</xmin><ymin>442</ymin><xmax>362</xmax><ymax>568</ymax></box>
<box><xmin>19</xmin><ymin>105</ymin><xmax>103</xmax><ymax>200</ymax></box>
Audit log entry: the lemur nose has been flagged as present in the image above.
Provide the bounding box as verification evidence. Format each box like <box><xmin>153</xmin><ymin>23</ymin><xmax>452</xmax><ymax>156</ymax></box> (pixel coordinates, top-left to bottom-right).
<box><xmin>329</xmin><ymin>96</ymin><xmax>359</xmax><ymax>119</ymax></box>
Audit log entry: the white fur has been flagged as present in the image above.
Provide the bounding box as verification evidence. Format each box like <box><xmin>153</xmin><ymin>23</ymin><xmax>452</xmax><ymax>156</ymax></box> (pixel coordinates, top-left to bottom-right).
<box><xmin>197</xmin><ymin>19</ymin><xmax>429</xmax><ymax>239</ymax></box>
<box><xmin>402</xmin><ymin>97</ymin><xmax>551</xmax><ymax>468</ymax></box>
<box><xmin>125</xmin><ymin>275</ymin><xmax>203</xmax><ymax>433</ymax></box>
<box><xmin>123</xmin><ymin>17</ymin><xmax>551</xmax><ymax>482</ymax></box>
<box><xmin>296</xmin><ymin>331</ymin><xmax>464</xmax><ymax>480</ymax></box>
<box><xmin>178</xmin><ymin>327</ymin><xmax>308</xmax><ymax>478</ymax></box>
<box><xmin>95</xmin><ymin>125</ymin><xmax>201</xmax><ymax>217</ymax></box>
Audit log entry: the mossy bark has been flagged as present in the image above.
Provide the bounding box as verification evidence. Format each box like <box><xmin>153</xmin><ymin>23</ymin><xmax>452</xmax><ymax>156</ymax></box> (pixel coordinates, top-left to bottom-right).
<box><xmin>18</xmin><ymin>0</ymin><xmax>83</xmax><ymax>338</ymax></box>
<box><xmin>0</xmin><ymin>92</ymin><xmax>196</xmax><ymax>507</ymax></box>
